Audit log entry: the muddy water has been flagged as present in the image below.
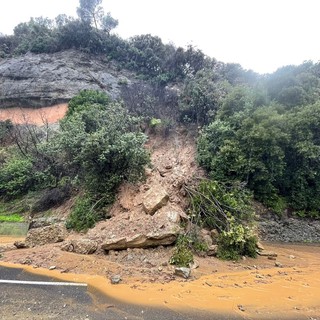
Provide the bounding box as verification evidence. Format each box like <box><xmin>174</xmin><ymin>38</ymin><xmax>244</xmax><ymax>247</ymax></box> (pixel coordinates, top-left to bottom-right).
<box><xmin>0</xmin><ymin>104</ymin><xmax>68</xmax><ymax>125</ymax></box>
<box><xmin>1</xmin><ymin>241</ymin><xmax>319</xmax><ymax>319</ymax></box>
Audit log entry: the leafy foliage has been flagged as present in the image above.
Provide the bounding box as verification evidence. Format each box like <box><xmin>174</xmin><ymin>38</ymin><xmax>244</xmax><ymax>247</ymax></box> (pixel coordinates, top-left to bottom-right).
<box><xmin>217</xmin><ymin>217</ymin><xmax>257</xmax><ymax>260</ymax></box>
<box><xmin>1</xmin><ymin>90</ymin><xmax>150</xmax><ymax>231</ymax></box>
<box><xmin>169</xmin><ymin>234</ymin><xmax>194</xmax><ymax>267</ymax></box>
<box><xmin>0</xmin><ymin>158</ymin><xmax>34</xmax><ymax>198</ymax></box>
<box><xmin>179</xmin><ymin>69</ymin><xmax>228</xmax><ymax>125</ymax></box>
<box><xmin>197</xmin><ymin>83</ymin><xmax>320</xmax><ymax>217</ymax></box>
<box><xmin>187</xmin><ymin>180</ymin><xmax>254</xmax><ymax>231</ymax></box>
<box><xmin>58</xmin><ymin>94</ymin><xmax>150</xmax><ymax>201</ymax></box>
<box><xmin>184</xmin><ymin>179</ymin><xmax>257</xmax><ymax>260</ymax></box>
<box><xmin>65</xmin><ymin>195</ymin><xmax>97</xmax><ymax>231</ymax></box>
<box><xmin>66</xmin><ymin>89</ymin><xmax>110</xmax><ymax>117</ymax></box>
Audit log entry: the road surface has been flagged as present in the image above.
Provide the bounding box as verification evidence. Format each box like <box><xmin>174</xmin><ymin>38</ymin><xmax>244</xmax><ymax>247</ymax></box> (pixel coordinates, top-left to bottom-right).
<box><xmin>0</xmin><ymin>266</ymin><xmax>233</xmax><ymax>320</ymax></box>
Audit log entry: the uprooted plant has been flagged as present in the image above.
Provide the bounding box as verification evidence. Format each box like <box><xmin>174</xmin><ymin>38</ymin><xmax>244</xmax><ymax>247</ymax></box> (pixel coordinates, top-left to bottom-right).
<box><xmin>183</xmin><ymin>179</ymin><xmax>258</xmax><ymax>260</ymax></box>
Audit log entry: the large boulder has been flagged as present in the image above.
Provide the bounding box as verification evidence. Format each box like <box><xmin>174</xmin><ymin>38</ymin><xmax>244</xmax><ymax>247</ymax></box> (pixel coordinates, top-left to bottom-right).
<box><xmin>61</xmin><ymin>239</ymin><xmax>98</xmax><ymax>254</ymax></box>
<box><xmin>142</xmin><ymin>185</ymin><xmax>169</xmax><ymax>215</ymax></box>
<box><xmin>88</xmin><ymin>204</ymin><xmax>184</xmax><ymax>251</ymax></box>
<box><xmin>0</xmin><ymin>50</ymin><xmax>128</xmax><ymax>107</ymax></box>
<box><xmin>25</xmin><ymin>223</ymin><xmax>67</xmax><ymax>247</ymax></box>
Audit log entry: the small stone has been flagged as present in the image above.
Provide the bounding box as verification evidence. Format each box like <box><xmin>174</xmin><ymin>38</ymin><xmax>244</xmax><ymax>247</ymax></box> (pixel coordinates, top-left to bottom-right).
<box><xmin>189</xmin><ymin>260</ymin><xmax>199</xmax><ymax>269</ymax></box>
<box><xmin>174</xmin><ymin>267</ymin><xmax>191</xmax><ymax>279</ymax></box>
<box><xmin>238</xmin><ymin>304</ymin><xmax>246</xmax><ymax>312</ymax></box>
<box><xmin>257</xmin><ymin>251</ymin><xmax>277</xmax><ymax>257</ymax></box>
<box><xmin>210</xmin><ymin>229</ymin><xmax>219</xmax><ymax>244</ymax></box>
<box><xmin>205</xmin><ymin>281</ymin><xmax>213</xmax><ymax>287</ymax></box>
<box><xmin>110</xmin><ymin>275</ymin><xmax>121</xmax><ymax>284</ymax></box>
<box><xmin>289</xmin><ymin>255</ymin><xmax>296</xmax><ymax>259</ymax></box>
<box><xmin>256</xmin><ymin>241</ymin><xmax>265</xmax><ymax>251</ymax></box>
<box><xmin>158</xmin><ymin>267</ymin><xmax>163</xmax><ymax>271</ymax></box>
<box><xmin>207</xmin><ymin>245</ymin><xmax>218</xmax><ymax>256</ymax></box>
<box><xmin>275</xmin><ymin>261</ymin><xmax>283</xmax><ymax>268</ymax></box>
<box><xmin>49</xmin><ymin>266</ymin><xmax>56</xmax><ymax>270</ymax></box>
<box><xmin>14</xmin><ymin>241</ymin><xmax>27</xmax><ymax>249</ymax></box>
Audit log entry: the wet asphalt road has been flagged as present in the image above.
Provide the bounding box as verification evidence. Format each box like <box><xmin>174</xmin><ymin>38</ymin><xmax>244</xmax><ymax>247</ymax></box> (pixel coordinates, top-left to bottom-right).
<box><xmin>0</xmin><ymin>266</ymin><xmax>238</xmax><ymax>320</ymax></box>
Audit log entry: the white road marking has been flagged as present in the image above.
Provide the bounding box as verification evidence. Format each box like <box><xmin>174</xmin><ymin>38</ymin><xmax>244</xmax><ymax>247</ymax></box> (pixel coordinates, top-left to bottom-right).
<box><xmin>0</xmin><ymin>279</ymin><xmax>87</xmax><ymax>287</ymax></box>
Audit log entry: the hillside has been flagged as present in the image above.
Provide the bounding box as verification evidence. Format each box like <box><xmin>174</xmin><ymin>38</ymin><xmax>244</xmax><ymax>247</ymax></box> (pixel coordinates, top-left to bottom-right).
<box><xmin>1</xmin><ymin>129</ymin><xmax>320</xmax><ymax>319</ymax></box>
<box><xmin>0</xmin><ymin>1</ymin><xmax>320</xmax><ymax>318</ymax></box>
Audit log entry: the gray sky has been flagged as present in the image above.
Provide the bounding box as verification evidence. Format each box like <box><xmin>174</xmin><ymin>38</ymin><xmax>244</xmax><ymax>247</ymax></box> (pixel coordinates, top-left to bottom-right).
<box><xmin>0</xmin><ymin>0</ymin><xmax>319</xmax><ymax>74</ymax></box>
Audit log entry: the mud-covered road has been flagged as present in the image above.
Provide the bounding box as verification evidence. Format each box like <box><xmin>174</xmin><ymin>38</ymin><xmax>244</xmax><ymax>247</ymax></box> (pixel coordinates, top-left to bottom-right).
<box><xmin>0</xmin><ymin>265</ymin><xmax>232</xmax><ymax>320</ymax></box>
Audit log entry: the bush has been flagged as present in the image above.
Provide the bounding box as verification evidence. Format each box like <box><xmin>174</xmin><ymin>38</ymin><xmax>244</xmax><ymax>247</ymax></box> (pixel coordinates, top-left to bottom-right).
<box><xmin>217</xmin><ymin>218</ymin><xmax>258</xmax><ymax>260</ymax></box>
<box><xmin>186</xmin><ymin>179</ymin><xmax>257</xmax><ymax>260</ymax></box>
<box><xmin>0</xmin><ymin>158</ymin><xmax>34</xmax><ymax>198</ymax></box>
<box><xmin>169</xmin><ymin>234</ymin><xmax>194</xmax><ymax>267</ymax></box>
<box><xmin>66</xmin><ymin>196</ymin><xmax>97</xmax><ymax>232</ymax></box>
<box><xmin>187</xmin><ymin>180</ymin><xmax>254</xmax><ymax>231</ymax></box>
<box><xmin>66</xmin><ymin>90</ymin><xmax>110</xmax><ymax>118</ymax></box>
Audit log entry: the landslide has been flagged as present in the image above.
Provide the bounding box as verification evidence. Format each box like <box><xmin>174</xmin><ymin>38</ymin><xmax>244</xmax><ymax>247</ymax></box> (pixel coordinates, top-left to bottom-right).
<box><xmin>1</xmin><ymin>123</ymin><xmax>320</xmax><ymax>319</ymax></box>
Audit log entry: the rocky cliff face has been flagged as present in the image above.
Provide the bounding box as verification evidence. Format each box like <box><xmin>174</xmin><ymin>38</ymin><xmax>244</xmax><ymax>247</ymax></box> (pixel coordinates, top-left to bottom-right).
<box><xmin>0</xmin><ymin>50</ymin><xmax>129</xmax><ymax>108</ymax></box>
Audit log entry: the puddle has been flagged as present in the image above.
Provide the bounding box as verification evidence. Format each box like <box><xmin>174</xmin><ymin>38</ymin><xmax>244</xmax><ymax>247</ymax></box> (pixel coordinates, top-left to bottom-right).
<box><xmin>0</xmin><ymin>222</ymin><xmax>29</xmax><ymax>236</ymax></box>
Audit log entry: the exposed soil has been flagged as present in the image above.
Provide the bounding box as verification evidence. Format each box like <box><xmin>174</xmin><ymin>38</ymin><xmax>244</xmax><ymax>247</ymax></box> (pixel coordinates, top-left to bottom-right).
<box><xmin>0</xmin><ymin>104</ymin><xmax>68</xmax><ymax>125</ymax></box>
<box><xmin>1</xmin><ymin>237</ymin><xmax>320</xmax><ymax>319</ymax></box>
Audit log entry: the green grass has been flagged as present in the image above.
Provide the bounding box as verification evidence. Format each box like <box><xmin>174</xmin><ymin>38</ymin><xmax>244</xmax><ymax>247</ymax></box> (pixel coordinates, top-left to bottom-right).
<box><xmin>0</xmin><ymin>214</ymin><xmax>24</xmax><ymax>222</ymax></box>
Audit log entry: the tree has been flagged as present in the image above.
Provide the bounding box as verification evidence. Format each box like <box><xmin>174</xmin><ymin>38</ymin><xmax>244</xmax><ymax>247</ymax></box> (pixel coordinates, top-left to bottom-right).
<box><xmin>101</xmin><ymin>12</ymin><xmax>118</xmax><ymax>35</ymax></box>
<box><xmin>77</xmin><ymin>0</ymin><xmax>104</xmax><ymax>30</ymax></box>
<box><xmin>179</xmin><ymin>69</ymin><xmax>229</xmax><ymax>125</ymax></box>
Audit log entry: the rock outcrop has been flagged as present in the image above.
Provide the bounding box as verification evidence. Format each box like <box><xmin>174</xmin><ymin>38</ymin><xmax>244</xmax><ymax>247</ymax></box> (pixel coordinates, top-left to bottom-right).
<box><xmin>0</xmin><ymin>50</ymin><xmax>129</xmax><ymax>107</ymax></box>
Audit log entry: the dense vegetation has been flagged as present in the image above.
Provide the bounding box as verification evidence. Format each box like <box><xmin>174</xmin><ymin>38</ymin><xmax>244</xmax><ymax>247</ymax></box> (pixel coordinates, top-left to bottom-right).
<box><xmin>1</xmin><ymin>0</ymin><xmax>320</xmax><ymax>258</ymax></box>
<box><xmin>0</xmin><ymin>90</ymin><xmax>149</xmax><ymax>230</ymax></box>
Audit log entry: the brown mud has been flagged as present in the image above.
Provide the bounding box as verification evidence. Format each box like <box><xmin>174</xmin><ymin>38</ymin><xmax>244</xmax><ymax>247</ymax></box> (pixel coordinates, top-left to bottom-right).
<box><xmin>1</xmin><ymin>236</ymin><xmax>319</xmax><ymax>319</ymax></box>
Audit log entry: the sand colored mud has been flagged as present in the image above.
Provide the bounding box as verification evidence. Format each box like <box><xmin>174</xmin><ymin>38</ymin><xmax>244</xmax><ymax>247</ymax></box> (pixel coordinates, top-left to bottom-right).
<box><xmin>0</xmin><ymin>236</ymin><xmax>25</xmax><ymax>244</ymax></box>
<box><xmin>0</xmin><ymin>104</ymin><xmax>68</xmax><ymax>125</ymax></box>
<box><xmin>1</xmin><ymin>239</ymin><xmax>319</xmax><ymax>319</ymax></box>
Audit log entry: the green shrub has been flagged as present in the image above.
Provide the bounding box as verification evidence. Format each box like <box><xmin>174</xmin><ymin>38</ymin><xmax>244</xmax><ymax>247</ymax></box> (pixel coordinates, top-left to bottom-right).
<box><xmin>217</xmin><ymin>218</ymin><xmax>257</xmax><ymax>260</ymax></box>
<box><xmin>58</xmin><ymin>100</ymin><xmax>150</xmax><ymax>202</ymax></box>
<box><xmin>0</xmin><ymin>158</ymin><xmax>34</xmax><ymax>198</ymax></box>
<box><xmin>169</xmin><ymin>234</ymin><xmax>194</xmax><ymax>267</ymax></box>
<box><xmin>66</xmin><ymin>90</ymin><xmax>110</xmax><ymax>118</ymax></box>
<box><xmin>65</xmin><ymin>196</ymin><xmax>97</xmax><ymax>232</ymax></box>
<box><xmin>188</xmin><ymin>180</ymin><xmax>254</xmax><ymax>231</ymax></box>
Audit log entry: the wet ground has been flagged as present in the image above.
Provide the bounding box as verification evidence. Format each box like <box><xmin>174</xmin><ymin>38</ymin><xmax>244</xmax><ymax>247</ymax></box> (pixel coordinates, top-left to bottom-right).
<box><xmin>1</xmin><ymin>237</ymin><xmax>320</xmax><ymax>319</ymax></box>
<box><xmin>0</xmin><ymin>265</ymin><xmax>231</xmax><ymax>320</ymax></box>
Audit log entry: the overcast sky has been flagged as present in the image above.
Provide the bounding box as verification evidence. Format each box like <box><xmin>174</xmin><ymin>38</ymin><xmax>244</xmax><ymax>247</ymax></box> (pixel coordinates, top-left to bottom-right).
<box><xmin>0</xmin><ymin>0</ymin><xmax>319</xmax><ymax>74</ymax></box>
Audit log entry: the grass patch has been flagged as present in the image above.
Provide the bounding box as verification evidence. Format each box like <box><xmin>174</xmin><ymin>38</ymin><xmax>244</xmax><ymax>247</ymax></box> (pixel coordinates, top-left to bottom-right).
<box><xmin>0</xmin><ymin>214</ymin><xmax>24</xmax><ymax>222</ymax></box>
